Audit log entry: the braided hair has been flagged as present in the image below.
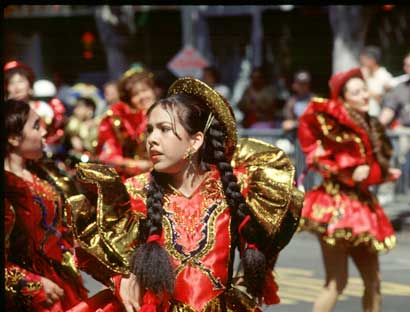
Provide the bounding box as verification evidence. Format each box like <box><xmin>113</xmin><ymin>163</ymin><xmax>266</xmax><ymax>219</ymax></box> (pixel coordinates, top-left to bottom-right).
<box><xmin>341</xmin><ymin>82</ymin><xmax>393</xmax><ymax>177</ymax></box>
<box><xmin>130</xmin><ymin>94</ymin><xmax>268</xmax><ymax>299</ymax></box>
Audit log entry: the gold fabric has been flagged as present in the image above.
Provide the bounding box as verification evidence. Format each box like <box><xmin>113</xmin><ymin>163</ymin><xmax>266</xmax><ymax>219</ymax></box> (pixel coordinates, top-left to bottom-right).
<box><xmin>169</xmin><ymin>288</ymin><xmax>261</xmax><ymax>312</ymax></box>
<box><xmin>69</xmin><ymin>138</ymin><xmax>303</xmax><ymax>303</ymax></box>
<box><xmin>68</xmin><ymin>163</ymin><xmax>143</xmax><ymax>280</ymax></box>
<box><xmin>298</xmin><ymin>218</ymin><xmax>396</xmax><ymax>253</ymax></box>
<box><xmin>167</xmin><ymin>77</ymin><xmax>238</xmax><ymax>160</ymax></box>
<box><xmin>232</xmin><ymin>138</ymin><xmax>304</xmax><ymax>239</ymax></box>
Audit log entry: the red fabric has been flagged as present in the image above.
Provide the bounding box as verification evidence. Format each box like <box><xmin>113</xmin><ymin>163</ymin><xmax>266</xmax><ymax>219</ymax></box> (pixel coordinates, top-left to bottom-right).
<box><xmin>262</xmin><ymin>272</ymin><xmax>280</xmax><ymax>305</ymax></box>
<box><xmin>139</xmin><ymin>291</ymin><xmax>160</xmax><ymax>312</ymax></box>
<box><xmin>5</xmin><ymin>171</ymin><xmax>88</xmax><ymax>311</ymax></box>
<box><xmin>96</xmin><ymin>101</ymin><xmax>149</xmax><ymax>179</ymax></box>
<box><xmin>126</xmin><ymin>167</ymin><xmax>234</xmax><ymax>311</ymax></box>
<box><xmin>238</xmin><ymin>215</ymin><xmax>251</xmax><ymax>234</ymax></box>
<box><xmin>46</xmin><ymin>98</ymin><xmax>66</xmax><ymax>145</ymax></box>
<box><xmin>66</xmin><ymin>289</ymin><xmax>123</xmax><ymax>312</ymax></box>
<box><xmin>298</xmin><ymin>98</ymin><xmax>395</xmax><ymax>246</ymax></box>
<box><xmin>147</xmin><ymin>234</ymin><xmax>161</xmax><ymax>243</ymax></box>
<box><xmin>329</xmin><ymin>67</ymin><xmax>363</xmax><ymax>100</ymax></box>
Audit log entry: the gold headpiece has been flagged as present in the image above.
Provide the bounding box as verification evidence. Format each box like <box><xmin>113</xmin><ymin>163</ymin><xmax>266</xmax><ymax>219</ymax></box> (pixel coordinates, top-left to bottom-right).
<box><xmin>167</xmin><ymin>77</ymin><xmax>238</xmax><ymax>160</ymax></box>
<box><xmin>120</xmin><ymin>64</ymin><xmax>154</xmax><ymax>84</ymax></box>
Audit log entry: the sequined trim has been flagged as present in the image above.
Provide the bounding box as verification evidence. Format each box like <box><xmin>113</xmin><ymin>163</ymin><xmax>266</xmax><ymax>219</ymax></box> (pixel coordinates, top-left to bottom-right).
<box><xmin>163</xmin><ymin>177</ymin><xmax>228</xmax><ymax>290</ymax></box>
<box><xmin>5</xmin><ymin>267</ymin><xmax>41</xmax><ymax>294</ymax></box>
<box><xmin>298</xmin><ymin>217</ymin><xmax>396</xmax><ymax>253</ymax></box>
<box><xmin>316</xmin><ymin>113</ymin><xmax>365</xmax><ymax>157</ymax></box>
<box><xmin>169</xmin><ymin>287</ymin><xmax>259</xmax><ymax>312</ymax></box>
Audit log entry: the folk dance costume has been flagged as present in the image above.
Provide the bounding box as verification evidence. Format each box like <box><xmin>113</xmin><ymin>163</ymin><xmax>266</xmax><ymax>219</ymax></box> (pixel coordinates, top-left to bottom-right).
<box><xmin>95</xmin><ymin>101</ymin><xmax>148</xmax><ymax>177</ymax></box>
<box><xmin>68</xmin><ymin>78</ymin><xmax>303</xmax><ymax>311</ymax></box>
<box><xmin>5</xmin><ymin>164</ymin><xmax>87</xmax><ymax>311</ymax></box>
<box><xmin>297</xmin><ymin>69</ymin><xmax>396</xmax><ymax>253</ymax></box>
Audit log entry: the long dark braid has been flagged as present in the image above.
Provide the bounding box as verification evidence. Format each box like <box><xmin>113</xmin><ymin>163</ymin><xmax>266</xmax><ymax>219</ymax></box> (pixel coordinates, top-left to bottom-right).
<box><xmin>130</xmin><ymin>171</ymin><xmax>175</xmax><ymax>295</ymax></box>
<box><xmin>130</xmin><ymin>94</ymin><xmax>268</xmax><ymax>300</ymax></box>
<box><xmin>205</xmin><ymin>119</ymin><xmax>267</xmax><ymax>298</ymax></box>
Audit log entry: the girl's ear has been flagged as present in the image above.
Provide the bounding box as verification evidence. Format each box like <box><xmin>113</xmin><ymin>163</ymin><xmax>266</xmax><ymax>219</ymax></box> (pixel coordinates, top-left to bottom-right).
<box><xmin>8</xmin><ymin>135</ymin><xmax>21</xmax><ymax>148</ymax></box>
<box><xmin>190</xmin><ymin>131</ymin><xmax>205</xmax><ymax>153</ymax></box>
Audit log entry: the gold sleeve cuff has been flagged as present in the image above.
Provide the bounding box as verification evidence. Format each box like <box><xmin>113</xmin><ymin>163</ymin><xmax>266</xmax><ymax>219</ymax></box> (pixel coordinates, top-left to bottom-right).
<box><xmin>232</xmin><ymin>138</ymin><xmax>303</xmax><ymax>237</ymax></box>
<box><xmin>69</xmin><ymin>163</ymin><xmax>144</xmax><ymax>276</ymax></box>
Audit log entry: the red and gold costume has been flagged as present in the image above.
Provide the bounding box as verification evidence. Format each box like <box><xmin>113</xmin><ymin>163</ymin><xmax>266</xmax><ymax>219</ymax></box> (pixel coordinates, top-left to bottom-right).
<box><xmin>5</xmin><ymin>165</ymin><xmax>88</xmax><ymax>311</ymax></box>
<box><xmin>95</xmin><ymin>101</ymin><xmax>148</xmax><ymax>178</ymax></box>
<box><xmin>297</xmin><ymin>97</ymin><xmax>396</xmax><ymax>252</ymax></box>
<box><xmin>68</xmin><ymin>138</ymin><xmax>303</xmax><ymax>311</ymax></box>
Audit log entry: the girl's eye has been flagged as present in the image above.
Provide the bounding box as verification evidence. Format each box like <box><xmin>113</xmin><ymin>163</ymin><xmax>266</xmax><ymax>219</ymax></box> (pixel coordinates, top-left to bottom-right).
<box><xmin>162</xmin><ymin>127</ymin><xmax>171</xmax><ymax>132</ymax></box>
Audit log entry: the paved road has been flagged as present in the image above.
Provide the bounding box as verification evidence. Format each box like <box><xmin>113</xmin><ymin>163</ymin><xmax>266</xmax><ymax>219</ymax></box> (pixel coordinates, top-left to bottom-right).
<box><xmin>81</xmin><ymin>195</ymin><xmax>410</xmax><ymax>311</ymax></box>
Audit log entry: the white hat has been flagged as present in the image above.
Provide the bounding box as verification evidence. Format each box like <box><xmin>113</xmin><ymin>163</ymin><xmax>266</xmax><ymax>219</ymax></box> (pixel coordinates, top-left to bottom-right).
<box><xmin>33</xmin><ymin>79</ymin><xmax>57</xmax><ymax>98</ymax></box>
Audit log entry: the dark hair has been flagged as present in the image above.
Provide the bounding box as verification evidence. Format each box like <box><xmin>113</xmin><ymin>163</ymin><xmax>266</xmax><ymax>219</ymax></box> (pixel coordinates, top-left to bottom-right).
<box><xmin>340</xmin><ymin>78</ymin><xmax>392</xmax><ymax>177</ymax></box>
<box><xmin>118</xmin><ymin>71</ymin><xmax>155</xmax><ymax>104</ymax></box>
<box><xmin>130</xmin><ymin>94</ymin><xmax>268</xmax><ymax>299</ymax></box>
<box><xmin>5</xmin><ymin>99</ymin><xmax>31</xmax><ymax>153</ymax></box>
<box><xmin>5</xmin><ymin>67</ymin><xmax>35</xmax><ymax>99</ymax></box>
<box><xmin>77</xmin><ymin>96</ymin><xmax>96</xmax><ymax>113</ymax></box>
<box><xmin>203</xmin><ymin>66</ymin><xmax>220</xmax><ymax>83</ymax></box>
<box><xmin>361</xmin><ymin>46</ymin><xmax>382</xmax><ymax>65</ymax></box>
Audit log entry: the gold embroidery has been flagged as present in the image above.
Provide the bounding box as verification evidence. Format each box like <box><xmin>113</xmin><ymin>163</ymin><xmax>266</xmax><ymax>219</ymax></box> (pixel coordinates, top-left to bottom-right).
<box><xmin>299</xmin><ymin>217</ymin><xmax>396</xmax><ymax>253</ymax></box>
<box><xmin>163</xmin><ymin>177</ymin><xmax>228</xmax><ymax>289</ymax></box>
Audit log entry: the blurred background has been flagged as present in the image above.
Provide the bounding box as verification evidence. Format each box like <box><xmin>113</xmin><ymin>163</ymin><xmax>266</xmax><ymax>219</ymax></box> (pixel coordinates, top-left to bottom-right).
<box><xmin>4</xmin><ymin>5</ymin><xmax>410</xmax><ymax>311</ymax></box>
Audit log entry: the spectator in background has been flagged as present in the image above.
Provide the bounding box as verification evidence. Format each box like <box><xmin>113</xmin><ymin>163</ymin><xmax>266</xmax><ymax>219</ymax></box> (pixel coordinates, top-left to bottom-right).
<box><xmin>238</xmin><ymin>67</ymin><xmax>278</xmax><ymax>129</ymax></box>
<box><xmin>379</xmin><ymin>52</ymin><xmax>410</xmax><ymax>201</ymax></box>
<box><xmin>201</xmin><ymin>66</ymin><xmax>231</xmax><ymax>99</ymax></box>
<box><xmin>95</xmin><ymin>66</ymin><xmax>155</xmax><ymax>179</ymax></box>
<box><xmin>360</xmin><ymin>46</ymin><xmax>395</xmax><ymax>117</ymax></box>
<box><xmin>282</xmin><ymin>70</ymin><xmax>315</xmax><ymax>133</ymax></box>
<box><xmin>379</xmin><ymin>52</ymin><xmax>410</xmax><ymax>128</ymax></box>
<box><xmin>103</xmin><ymin>80</ymin><xmax>120</xmax><ymax>106</ymax></box>
<box><xmin>64</xmin><ymin>97</ymin><xmax>99</xmax><ymax>162</ymax></box>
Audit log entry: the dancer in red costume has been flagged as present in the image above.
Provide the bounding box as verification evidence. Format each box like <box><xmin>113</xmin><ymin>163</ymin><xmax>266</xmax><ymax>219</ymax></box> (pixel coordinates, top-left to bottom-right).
<box><xmin>4</xmin><ymin>61</ymin><xmax>66</xmax><ymax>150</ymax></box>
<box><xmin>4</xmin><ymin>99</ymin><xmax>88</xmax><ymax>311</ymax></box>
<box><xmin>298</xmin><ymin>68</ymin><xmax>401</xmax><ymax>312</ymax></box>
<box><xmin>68</xmin><ymin>77</ymin><xmax>304</xmax><ymax>311</ymax></box>
<box><xmin>95</xmin><ymin>67</ymin><xmax>157</xmax><ymax>179</ymax></box>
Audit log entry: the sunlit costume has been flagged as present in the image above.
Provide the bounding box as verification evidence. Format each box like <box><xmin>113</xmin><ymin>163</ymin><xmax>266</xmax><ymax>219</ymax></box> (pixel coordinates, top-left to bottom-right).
<box><xmin>297</xmin><ymin>68</ymin><xmax>396</xmax><ymax>252</ymax></box>
<box><xmin>5</xmin><ymin>162</ymin><xmax>88</xmax><ymax>311</ymax></box>
<box><xmin>68</xmin><ymin>78</ymin><xmax>303</xmax><ymax>311</ymax></box>
<box><xmin>95</xmin><ymin>100</ymin><xmax>148</xmax><ymax>173</ymax></box>
<box><xmin>95</xmin><ymin>68</ymin><xmax>153</xmax><ymax>179</ymax></box>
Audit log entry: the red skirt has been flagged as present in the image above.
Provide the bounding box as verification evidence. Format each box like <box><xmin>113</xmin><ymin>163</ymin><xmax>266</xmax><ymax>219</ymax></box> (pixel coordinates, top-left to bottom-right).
<box><xmin>299</xmin><ymin>180</ymin><xmax>396</xmax><ymax>253</ymax></box>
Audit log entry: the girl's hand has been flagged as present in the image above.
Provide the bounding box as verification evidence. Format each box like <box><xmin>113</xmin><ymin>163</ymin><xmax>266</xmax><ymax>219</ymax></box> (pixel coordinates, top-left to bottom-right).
<box><xmin>387</xmin><ymin>167</ymin><xmax>402</xmax><ymax>182</ymax></box>
<box><xmin>40</xmin><ymin>276</ymin><xmax>64</xmax><ymax>307</ymax></box>
<box><xmin>120</xmin><ymin>273</ymin><xmax>141</xmax><ymax>312</ymax></box>
<box><xmin>352</xmin><ymin>165</ymin><xmax>370</xmax><ymax>182</ymax></box>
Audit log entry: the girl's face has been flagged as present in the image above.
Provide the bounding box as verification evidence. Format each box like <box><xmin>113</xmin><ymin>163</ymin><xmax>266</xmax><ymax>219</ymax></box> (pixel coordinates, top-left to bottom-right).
<box><xmin>130</xmin><ymin>81</ymin><xmax>156</xmax><ymax>112</ymax></box>
<box><xmin>7</xmin><ymin>73</ymin><xmax>31</xmax><ymax>101</ymax></box>
<box><xmin>343</xmin><ymin>78</ymin><xmax>369</xmax><ymax>114</ymax></box>
<box><xmin>146</xmin><ymin>105</ymin><xmax>202</xmax><ymax>174</ymax></box>
<box><xmin>9</xmin><ymin>109</ymin><xmax>47</xmax><ymax>160</ymax></box>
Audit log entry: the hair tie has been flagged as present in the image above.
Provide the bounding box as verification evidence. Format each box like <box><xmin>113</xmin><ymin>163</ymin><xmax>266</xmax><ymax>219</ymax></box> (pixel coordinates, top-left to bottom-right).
<box><xmin>147</xmin><ymin>234</ymin><xmax>161</xmax><ymax>243</ymax></box>
<box><xmin>238</xmin><ymin>215</ymin><xmax>251</xmax><ymax>234</ymax></box>
<box><xmin>247</xmin><ymin>243</ymin><xmax>258</xmax><ymax>250</ymax></box>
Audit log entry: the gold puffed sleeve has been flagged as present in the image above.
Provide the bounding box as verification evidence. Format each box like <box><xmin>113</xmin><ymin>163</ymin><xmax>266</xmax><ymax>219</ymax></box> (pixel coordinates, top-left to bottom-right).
<box><xmin>231</xmin><ymin>138</ymin><xmax>304</xmax><ymax>248</ymax></box>
<box><xmin>67</xmin><ymin>162</ymin><xmax>145</xmax><ymax>283</ymax></box>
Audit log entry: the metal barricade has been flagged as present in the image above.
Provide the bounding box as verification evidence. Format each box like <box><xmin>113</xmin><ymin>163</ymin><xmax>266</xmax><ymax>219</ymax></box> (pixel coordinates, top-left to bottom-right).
<box><xmin>238</xmin><ymin>127</ymin><xmax>410</xmax><ymax>195</ymax></box>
